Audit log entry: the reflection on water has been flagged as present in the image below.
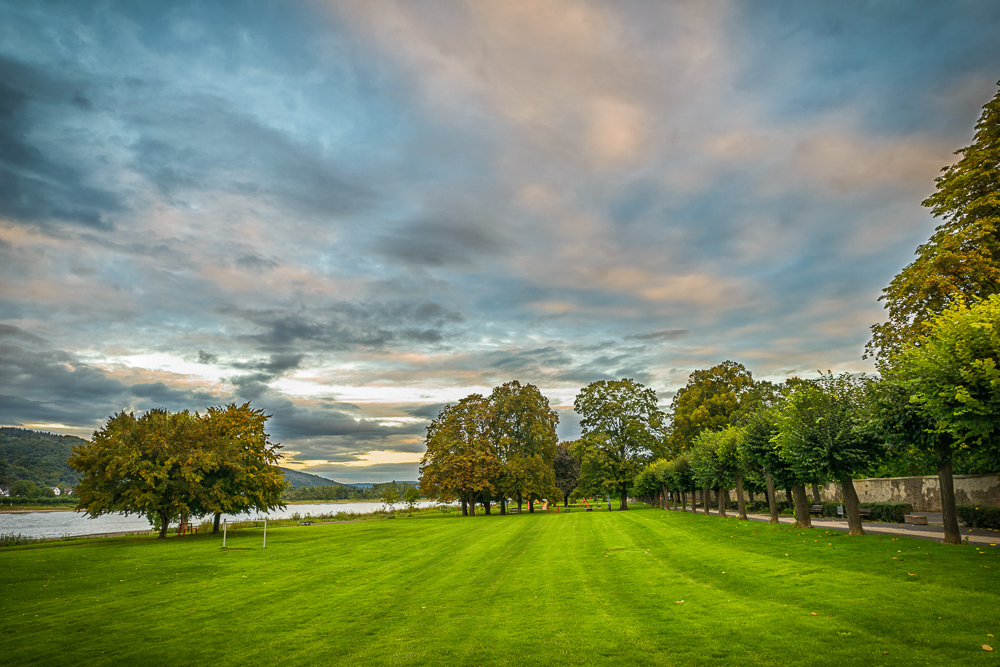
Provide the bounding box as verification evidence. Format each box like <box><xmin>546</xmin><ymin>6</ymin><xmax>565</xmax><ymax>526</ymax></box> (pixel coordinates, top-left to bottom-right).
<box><xmin>0</xmin><ymin>500</ymin><xmax>450</xmax><ymax>539</ymax></box>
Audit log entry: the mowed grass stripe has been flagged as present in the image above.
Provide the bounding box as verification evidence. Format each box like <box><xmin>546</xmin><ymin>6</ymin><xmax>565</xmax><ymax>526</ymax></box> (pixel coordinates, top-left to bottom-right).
<box><xmin>2</xmin><ymin>508</ymin><xmax>997</xmax><ymax>666</ymax></box>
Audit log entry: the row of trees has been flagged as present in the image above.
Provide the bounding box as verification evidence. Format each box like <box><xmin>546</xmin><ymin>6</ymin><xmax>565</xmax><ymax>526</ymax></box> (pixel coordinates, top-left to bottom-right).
<box><xmin>632</xmin><ymin>368</ymin><xmax>880</xmax><ymax>536</ymax></box>
<box><xmin>70</xmin><ymin>403</ymin><xmax>286</xmax><ymax>538</ymax></box>
<box><xmin>634</xmin><ymin>82</ymin><xmax>1000</xmax><ymax>544</ymax></box>
<box><xmin>281</xmin><ymin>480</ymin><xmax>416</xmax><ymax>502</ymax></box>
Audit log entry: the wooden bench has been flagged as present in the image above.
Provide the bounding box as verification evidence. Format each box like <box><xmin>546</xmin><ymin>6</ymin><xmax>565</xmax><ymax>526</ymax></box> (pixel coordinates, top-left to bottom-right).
<box><xmin>858</xmin><ymin>507</ymin><xmax>872</xmax><ymax>520</ymax></box>
<box><xmin>809</xmin><ymin>504</ymin><xmax>824</xmax><ymax>517</ymax></box>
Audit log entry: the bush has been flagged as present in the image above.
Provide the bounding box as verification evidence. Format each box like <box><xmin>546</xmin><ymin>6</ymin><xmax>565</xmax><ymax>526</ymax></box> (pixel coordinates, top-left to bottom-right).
<box><xmin>0</xmin><ymin>533</ymin><xmax>39</xmax><ymax>548</ymax></box>
<box><xmin>859</xmin><ymin>502</ymin><xmax>913</xmax><ymax>523</ymax></box>
<box><xmin>956</xmin><ymin>504</ymin><xmax>1000</xmax><ymax>529</ymax></box>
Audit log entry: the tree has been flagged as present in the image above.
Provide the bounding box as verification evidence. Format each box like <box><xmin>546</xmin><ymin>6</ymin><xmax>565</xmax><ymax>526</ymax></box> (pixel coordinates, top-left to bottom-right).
<box><xmin>553</xmin><ymin>442</ymin><xmax>581</xmax><ymax>507</ymax></box>
<box><xmin>737</xmin><ymin>407</ymin><xmax>787</xmax><ymax>524</ymax></box>
<box><xmin>10</xmin><ymin>479</ymin><xmax>39</xmax><ymax>498</ymax></box>
<box><xmin>419</xmin><ymin>395</ymin><xmax>499</xmax><ymax>516</ymax></box>
<box><xmin>199</xmin><ymin>403</ymin><xmax>287</xmax><ymax>534</ymax></box>
<box><xmin>868</xmin><ymin>82</ymin><xmax>1000</xmax><ymax>362</ymax></box>
<box><xmin>667</xmin><ymin>361</ymin><xmax>755</xmax><ymax>456</ymax></box>
<box><xmin>666</xmin><ymin>454</ymin><xmax>695</xmax><ymax>511</ymax></box>
<box><xmin>71</xmin><ymin>409</ymin><xmax>207</xmax><ymax>538</ymax></box>
<box><xmin>488</xmin><ymin>381</ymin><xmax>560</xmax><ymax>514</ymax></box>
<box><xmin>403</xmin><ymin>486</ymin><xmax>421</xmax><ymax>516</ymax></box>
<box><xmin>69</xmin><ymin>405</ymin><xmax>287</xmax><ymax>539</ymax></box>
<box><xmin>774</xmin><ymin>373</ymin><xmax>883</xmax><ymax>535</ymax></box>
<box><xmin>892</xmin><ymin>295</ymin><xmax>1000</xmax><ymax>543</ymax></box>
<box><xmin>574</xmin><ymin>379</ymin><xmax>666</xmax><ymax>510</ymax></box>
<box><xmin>381</xmin><ymin>484</ymin><xmax>400</xmax><ymax>515</ymax></box>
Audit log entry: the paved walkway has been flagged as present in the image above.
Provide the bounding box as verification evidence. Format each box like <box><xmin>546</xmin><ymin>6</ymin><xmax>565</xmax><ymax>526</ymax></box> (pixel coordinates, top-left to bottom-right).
<box><xmin>669</xmin><ymin>507</ymin><xmax>1000</xmax><ymax>547</ymax></box>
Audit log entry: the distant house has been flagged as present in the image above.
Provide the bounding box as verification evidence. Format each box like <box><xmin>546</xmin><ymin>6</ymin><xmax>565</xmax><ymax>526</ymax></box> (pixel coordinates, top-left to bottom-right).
<box><xmin>0</xmin><ymin>485</ymin><xmax>9</xmax><ymax>497</ymax></box>
<box><xmin>63</xmin><ymin>488</ymin><xmax>73</xmax><ymax>496</ymax></box>
<box><xmin>52</xmin><ymin>487</ymin><xmax>61</xmax><ymax>496</ymax></box>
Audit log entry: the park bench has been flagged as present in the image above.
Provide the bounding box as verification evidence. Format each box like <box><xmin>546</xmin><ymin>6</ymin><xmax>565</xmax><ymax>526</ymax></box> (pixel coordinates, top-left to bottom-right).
<box><xmin>177</xmin><ymin>521</ymin><xmax>196</xmax><ymax>536</ymax></box>
<box><xmin>858</xmin><ymin>507</ymin><xmax>872</xmax><ymax>520</ymax></box>
<box><xmin>809</xmin><ymin>504</ymin><xmax>824</xmax><ymax>517</ymax></box>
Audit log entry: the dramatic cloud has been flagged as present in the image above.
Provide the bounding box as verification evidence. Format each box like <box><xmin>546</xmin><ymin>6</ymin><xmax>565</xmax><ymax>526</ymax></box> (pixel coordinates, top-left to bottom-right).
<box><xmin>2</xmin><ymin>0</ymin><xmax>1000</xmax><ymax>481</ymax></box>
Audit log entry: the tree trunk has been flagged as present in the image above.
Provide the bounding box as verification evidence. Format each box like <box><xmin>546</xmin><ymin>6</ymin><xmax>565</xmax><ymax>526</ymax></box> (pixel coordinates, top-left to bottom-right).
<box><xmin>213</xmin><ymin>512</ymin><xmax>221</xmax><ymax>535</ymax></box>
<box><xmin>718</xmin><ymin>487</ymin><xmax>728</xmax><ymax>517</ymax></box>
<box><xmin>811</xmin><ymin>481</ymin><xmax>822</xmax><ymax>504</ymax></box>
<box><xmin>620</xmin><ymin>485</ymin><xmax>628</xmax><ymax>510</ymax></box>
<box><xmin>564</xmin><ymin>494</ymin><xmax>570</xmax><ymax>507</ymax></box>
<box><xmin>461</xmin><ymin>498</ymin><xmax>468</xmax><ymax>516</ymax></box>
<box><xmin>500</xmin><ymin>498</ymin><xmax>507</xmax><ymax>515</ymax></box>
<box><xmin>702</xmin><ymin>487</ymin><xmax>711</xmax><ymax>515</ymax></box>
<box><xmin>935</xmin><ymin>439</ymin><xmax>962</xmax><ymax>545</ymax></box>
<box><xmin>736</xmin><ymin>473</ymin><xmax>747</xmax><ymax>520</ymax></box>
<box><xmin>791</xmin><ymin>484</ymin><xmax>812</xmax><ymax>528</ymax></box>
<box><xmin>765</xmin><ymin>472</ymin><xmax>779</xmax><ymax>524</ymax></box>
<box><xmin>663</xmin><ymin>485</ymin><xmax>672</xmax><ymax>510</ymax></box>
<box><xmin>785</xmin><ymin>487</ymin><xmax>793</xmax><ymax>506</ymax></box>
<box><xmin>484</xmin><ymin>500</ymin><xmax>491</xmax><ymax>515</ymax></box>
<box><xmin>158</xmin><ymin>509</ymin><xmax>170</xmax><ymax>539</ymax></box>
<box><xmin>748</xmin><ymin>490</ymin><xmax>755</xmax><ymax>504</ymax></box>
<box><xmin>528</xmin><ymin>499</ymin><xmax>534</xmax><ymax>513</ymax></box>
<box><xmin>839</xmin><ymin>474</ymin><xmax>864</xmax><ymax>536</ymax></box>
<box><xmin>517</xmin><ymin>494</ymin><xmax>523</xmax><ymax>513</ymax></box>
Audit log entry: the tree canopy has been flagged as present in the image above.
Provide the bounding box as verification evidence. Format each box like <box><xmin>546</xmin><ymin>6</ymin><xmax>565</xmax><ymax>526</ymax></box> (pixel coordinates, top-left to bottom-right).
<box><xmin>774</xmin><ymin>373</ymin><xmax>882</xmax><ymax>535</ymax></box>
<box><xmin>419</xmin><ymin>394</ymin><xmax>499</xmax><ymax>514</ymax></box>
<box><xmin>868</xmin><ymin>81</ymin><xmax>1000</xmax><ymax>362</ymax></box>
<box><xmin>488</xmin><ymin>380</ymin><xmax>560</xmax><ymax>510</ymax></box>
<box><xmin>69</xmin><ymin>404</ymin><xmax>286</xmax><ymax>538</ymax></box>
<box><xmin>667</xmin><ymin>361</ymin><xmax>755</xmax><ymax>455</ymax></box>
<box><xmin>573</xmin><ymin>378</ymin><xmax>666</xmax><ymax>510</ymax></box>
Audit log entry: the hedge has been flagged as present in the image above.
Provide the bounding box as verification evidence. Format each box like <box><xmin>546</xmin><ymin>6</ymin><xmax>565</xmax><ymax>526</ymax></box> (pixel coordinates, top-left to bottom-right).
<box><xmin>956</xmin><ymin>504</ymin><xmax>1000</xmax><ymax>530</ymax></box>
<box><xmin>859</xmin><ymin>502</ymin><xmax>913</xmax><ymax>523</ymax></box>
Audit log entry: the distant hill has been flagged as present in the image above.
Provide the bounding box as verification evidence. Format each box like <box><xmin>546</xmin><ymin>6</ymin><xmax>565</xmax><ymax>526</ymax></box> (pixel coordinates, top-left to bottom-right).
<box><xmin>0</xmin><ymin>427</ymin><xmax>84</xmax><ymax>487</ymax></box>
<box><xmin>279</xmin><ymin>467</ymin><xmax>344</xmax><ymax>488</ymax></box>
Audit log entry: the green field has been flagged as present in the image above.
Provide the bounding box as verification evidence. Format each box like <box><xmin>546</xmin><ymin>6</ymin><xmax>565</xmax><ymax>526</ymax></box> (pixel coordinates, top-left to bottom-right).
<box><xmin>2</xmin><ymin>508</ymin><xmax>997</xmax><ymax>666</ymax></box>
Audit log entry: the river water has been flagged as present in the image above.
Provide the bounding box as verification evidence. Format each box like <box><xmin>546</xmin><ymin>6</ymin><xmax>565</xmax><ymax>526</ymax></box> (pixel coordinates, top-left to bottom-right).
<box><xmin>0</xmin><ymin>500</ymin><xmax>450</xmax><ymax>539</ymax></box>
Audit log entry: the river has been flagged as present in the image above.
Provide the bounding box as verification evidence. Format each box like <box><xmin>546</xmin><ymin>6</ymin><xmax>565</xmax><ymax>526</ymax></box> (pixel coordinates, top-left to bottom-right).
<box><xmin>0</xmin><ymin>500</ymin><xmax>450</xmax><ymax>540</ymax></box>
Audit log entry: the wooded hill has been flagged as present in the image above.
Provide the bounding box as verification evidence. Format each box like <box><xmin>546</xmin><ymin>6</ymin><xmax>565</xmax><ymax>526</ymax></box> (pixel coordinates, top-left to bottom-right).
<box><xmin>0</xmin><ymin>428</ymin><xmax>83</xmax><ymax>487</ymax></box>
<box><xmin>0</xmin><ymin>427</ymin><xmax>402</xmax><ymax>491</ymax></box>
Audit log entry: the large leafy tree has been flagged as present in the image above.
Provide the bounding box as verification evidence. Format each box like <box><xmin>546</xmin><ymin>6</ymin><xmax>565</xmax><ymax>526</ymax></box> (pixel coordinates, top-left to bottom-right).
<box><xmin>488</xmin><ymin>381</ymin><xmax>559</xmax><ymax>513</ymax></box>
<box><xmin>69</xmin><ymin>405</ymin><xmax>287</xmax><ymax>538</ymax></box>
<box><xmin>868</xmin><ymin>82</ymin><xmax>1000</xmax><ymax>362</ymax></box>
<box><xmin>198</xmin><ymin>403</ymin><xmax>286</xmax><ymax>533</ymax></box>
<box><xmin>419</xmin><ymin>394</ymin><xmax>499</xmax><ymax>516</ymax></box>
<box><xmin>574</xmin><ymin>379</ymin><xmax>666</xmax><ymax>510</ymax></box>
<box><xmin>71</xmin><ymin>409</ymin><xmax>207</xmax><ymax>538</ymax></box>
<box><xmin>774</xmin><ymin>374</ymin><xmax>883</xmax><ymax>535</ymax></box>
<box><xmin>667</xmin><ymin>361</ymin><xmax>755</xmax><ymax>456</ymax></box>
<box><xmin>892</xmin><ymin>295</ymin><xmax>1000</xmax><ymax>543</ymax></box>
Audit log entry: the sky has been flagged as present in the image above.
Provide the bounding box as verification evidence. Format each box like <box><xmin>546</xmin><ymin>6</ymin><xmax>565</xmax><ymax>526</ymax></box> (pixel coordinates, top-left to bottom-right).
<box><xmin>2</xmin><ymin>1</ymin><xmax>1000</xmax><ymax>483</ymax></box>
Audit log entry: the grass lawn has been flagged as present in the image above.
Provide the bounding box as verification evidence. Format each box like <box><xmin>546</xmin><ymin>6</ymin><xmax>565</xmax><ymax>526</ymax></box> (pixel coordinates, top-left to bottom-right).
<box><xmin>2</xmin><ymin>508</ymin><xmax>997</xmax><ymax>666</ymax></box>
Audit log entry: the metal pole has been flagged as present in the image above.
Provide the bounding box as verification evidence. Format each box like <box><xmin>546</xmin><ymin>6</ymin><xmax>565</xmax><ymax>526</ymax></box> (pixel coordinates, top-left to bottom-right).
<box><xmin>223</xmin><ymin>519</ymin><xmax>227</xmax><ymax>548</ymax></box>
<box><xmin>262</xmin><ymin>518</ymin><xmax>267</xmax><ymax>549</ymax></box>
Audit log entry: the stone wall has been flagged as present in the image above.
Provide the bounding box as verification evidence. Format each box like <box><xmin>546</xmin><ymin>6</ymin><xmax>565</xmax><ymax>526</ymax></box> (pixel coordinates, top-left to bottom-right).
<box><xmin>818</xmin><ymin>474</ymin><xmax>1000</xmax><ymax>512</ymax></box>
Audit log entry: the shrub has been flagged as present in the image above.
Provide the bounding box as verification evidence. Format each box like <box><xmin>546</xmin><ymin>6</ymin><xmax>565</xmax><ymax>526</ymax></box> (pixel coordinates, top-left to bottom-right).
<box><xmin>859</xmin><ymin>502</ymin><xmax>913</xmax><ymax>523</ymax></box>
<box><xmin>956</xmin><ymin>504</ymin><xmax>1000</xmax><ymax>529</ymax></box>
<box><xmin>821</xmin><ymin>502</ymin><xmax>841</xmax><ymax>517</ymax></box>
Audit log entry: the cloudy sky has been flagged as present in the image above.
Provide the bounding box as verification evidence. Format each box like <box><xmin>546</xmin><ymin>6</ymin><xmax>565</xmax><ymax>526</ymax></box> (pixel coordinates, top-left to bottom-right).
<box><xmin>2</xmin><ymin>1</ymin><xmax>1000</xmax><ymax>483</ymax></box>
